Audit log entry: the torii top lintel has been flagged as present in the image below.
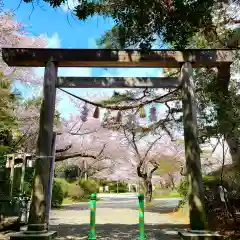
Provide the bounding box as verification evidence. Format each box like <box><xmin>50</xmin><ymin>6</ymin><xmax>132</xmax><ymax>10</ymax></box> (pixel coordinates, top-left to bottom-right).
<box><xmin>2</xmin><ymin>48</ymin><xmax>233</xmax><ymax>68</ymax></box>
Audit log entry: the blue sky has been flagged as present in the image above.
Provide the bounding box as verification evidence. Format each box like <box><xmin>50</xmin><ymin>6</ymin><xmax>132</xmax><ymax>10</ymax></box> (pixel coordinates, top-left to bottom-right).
<box><xmin>4</xmin><ymin>0</ymin><xmax>164</xmax><ymax>118</ymax></box>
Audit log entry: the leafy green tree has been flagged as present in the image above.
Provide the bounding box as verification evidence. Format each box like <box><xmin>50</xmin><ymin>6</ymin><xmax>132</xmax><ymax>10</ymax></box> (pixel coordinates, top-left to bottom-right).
<box><xmin>23</xmin><ymin>0</ymin><xmax>238</xmax><ymax>48</ymax></box>
<box><xmin>0</xmin><ymin>73</ymin><xmax>19</xmax><ymax>166</ymax></box>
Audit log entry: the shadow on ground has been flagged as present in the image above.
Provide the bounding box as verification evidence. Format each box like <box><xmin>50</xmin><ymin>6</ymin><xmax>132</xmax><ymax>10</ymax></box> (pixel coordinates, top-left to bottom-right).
<box><xmin>144</xmin><ymin>205</ymin><xmax>178</xmax><ymax>214</ymax></box>
<box><xmin>50</xmin><ymin>223</ymin><xmax>188</xmax><ymax>240</ymax></box>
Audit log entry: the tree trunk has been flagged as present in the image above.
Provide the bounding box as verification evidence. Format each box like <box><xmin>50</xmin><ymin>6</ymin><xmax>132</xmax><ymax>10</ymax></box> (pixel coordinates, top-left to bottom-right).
<box><xmin>143</xmin><ymin>176</ymin><xmax>153</xmax><ymax>202</ymax></box>
<box><xmin>217</xmin><ymin>65</ymin><xmax>240</xmax><ymax>168</ymax></box>
<box><xmin>225</xmin><ymin>133</ymin><xmax>240</xmax><ymax>166</ymax></box>
<box><xmin>137</xmin><ymin>164</ymin><xmax>154</xmax><ymax>202</ymax></box>
<box><xmin>168</xmin><ymin>173</ymin><xmax>175</xmax><ymax>190</ymax></box>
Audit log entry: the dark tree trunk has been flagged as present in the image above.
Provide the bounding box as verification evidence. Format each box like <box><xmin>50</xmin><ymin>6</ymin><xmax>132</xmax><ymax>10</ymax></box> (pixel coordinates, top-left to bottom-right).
<box><xmin>168</xmin><ymin>173</ymin><xmax>175</xmax><ymax>190</ymax></box>
<box><xmin>143</xmin><ymin>176</ymin><xmax>153</xmax><ymax>202</ymax></box>
<box><xmin>137</xmin><ymin>164</ymin><xmax>157</xmax><ymax>202</ymax></box>
<box><xmin>217</xmin><ymin>65</ymin><xmax>240</xmax><ymax>168</ymax></box>
<box><xmin>225</xmin><ymin>132</ymin><xmax>240</xmax><ymax>167</ymax></box>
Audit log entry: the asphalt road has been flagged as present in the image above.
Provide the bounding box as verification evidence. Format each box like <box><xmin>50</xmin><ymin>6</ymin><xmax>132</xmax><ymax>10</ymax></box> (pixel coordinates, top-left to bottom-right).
<box><xmin>63</xmin><ymin>193</ymin><xmax>181</xmax><ymax>213</ymax></box>
<box><xmin>49</xmin><ymin>193</ymin><xmax>185</xmax><ymax>239</ymax></box>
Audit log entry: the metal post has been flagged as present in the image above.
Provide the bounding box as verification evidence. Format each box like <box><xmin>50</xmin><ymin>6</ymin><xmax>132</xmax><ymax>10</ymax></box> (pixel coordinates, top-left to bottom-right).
<box><xmin>138</xmin><ymin>193</ymin><xmax>145</xmax><ymax>240</ymax></box>
<box><xmin>89</xmin><ymin>193</ymin><xmax>97</xmax><ymax>240</ymax></box>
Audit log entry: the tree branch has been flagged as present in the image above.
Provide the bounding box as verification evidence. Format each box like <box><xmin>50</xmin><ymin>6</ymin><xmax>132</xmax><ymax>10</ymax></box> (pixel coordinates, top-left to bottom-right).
<box><xmin>56</xmin><ymin>144</ymin><xmax>72</xmax><ymax>153</ymax></box>
<box><xmin>149</xmin><ymin>164</ymin><xmax>159</xmax><ymax>178</ymax></box>
<box><xmin>143</xmin><ymin>135</ymin><xmax>163</xmax><ymax>159</ymax></box>
<box><xmin>55</xmin><ymin>152</ymin><xmax>99</xmax><ymax>162</ymax></box>
<box><xmin>55</xmin><ymin>142</ymin><xmax>106</xmax><ymax>162</ymax></box>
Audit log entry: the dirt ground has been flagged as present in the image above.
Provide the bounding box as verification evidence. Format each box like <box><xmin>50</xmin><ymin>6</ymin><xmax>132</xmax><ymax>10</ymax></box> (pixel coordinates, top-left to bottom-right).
<box><xmin>1</xmin><ymin>206</ymin><xmax>189</xmax><ymax>240</ymax></box>
<box><xmin>50</xmin><ymin>207</ymin><xmax>188</xmax><ymax>240</ymax></box>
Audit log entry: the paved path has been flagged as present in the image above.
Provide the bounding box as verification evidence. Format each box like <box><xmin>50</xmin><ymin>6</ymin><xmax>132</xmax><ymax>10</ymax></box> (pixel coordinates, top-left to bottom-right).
<box><xmin>1</xmin><ymin>194</ymin><xmax>187</xmax><ymax>240</ymax></box>
<box><xmin>50</xmin><ymin>194</ymin><xmax>188</xmax><ymax>240</ymax></box>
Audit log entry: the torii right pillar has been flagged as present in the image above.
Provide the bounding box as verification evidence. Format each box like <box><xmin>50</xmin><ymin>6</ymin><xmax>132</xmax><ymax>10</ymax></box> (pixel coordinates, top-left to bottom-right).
<box><xmin>181</xmin><ymin>62</ymin><xmax>207</xmax><ymax>230</ymax></box>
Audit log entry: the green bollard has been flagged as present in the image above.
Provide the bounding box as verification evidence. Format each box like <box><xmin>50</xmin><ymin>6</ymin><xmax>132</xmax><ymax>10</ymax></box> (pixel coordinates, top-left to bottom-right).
<box><xmin>138</xmin><ymin>193</ymin><xmax>145</xmax><ymax>240</ymax></box>
<box><xmin>89</xmin><ymin>193</ymin><xmax>97</xmax><ymax>240</ymax></box>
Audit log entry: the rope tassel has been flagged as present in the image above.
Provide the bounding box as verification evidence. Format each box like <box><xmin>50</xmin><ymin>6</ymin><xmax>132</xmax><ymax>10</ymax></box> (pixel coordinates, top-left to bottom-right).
<box><xmin>81</xmin><ymin>103</ymin><xmax>89</xmax><ymax>122</ymax></box>
<box><xmin>93</xmin><ymin>106</ymin><xmax>100</xmax><ymax>118</ymax></box>
<box><xmin>139</xmin><ymin>107</ymin><xmax>146</xmax><ymax>118</ymax></box>
<box><xmin>149</xmin><ymin>106</ymin><xmax>157</xmax><ymax>122</ymax></box>
<box><xmin>116</xmin><ymin>111</ymin><xmax>122</xmax><ymax>123</ymax></box>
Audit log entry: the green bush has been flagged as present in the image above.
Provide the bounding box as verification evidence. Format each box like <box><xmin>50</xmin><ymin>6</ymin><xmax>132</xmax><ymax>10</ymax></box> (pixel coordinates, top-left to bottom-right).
<box><xmin>78</xmin><ymin>179</ymin><xmax>99</xmax><ymax>195</ymax></box>
<box><xmin>23</xmin><ymin>181</ymin><xmax>32</xmax><ymax>197</ymax></box>
<box><xmin>109</xmin><ymin>181</ymin><xmax>128</xmax><ymax>193</ymax></box>
<box><xmin>65</xmin><ymin>164</ymin><xmax>80</xmax><ymax>182</ymax></box>
<box><xmin>23</xmin><ymin>167</ymin><xmax>34</xmax><ymax>197</ymax></box>
<box><xmin>177</xmin><ymin>175</ymin><xmax>229</xmax><ymax>198</ymax></box>
<box><xmin>52</xmin><ymin>179</ymin><xmax>64</xmax><ymax>208</ymax></box>
<box><xmin>67</xmin><ymin>182</ymin><xmax>85</xmax><ymax>200</ymax></box>
<box><xmin>55</xmin><ymin>178</ymin><xmax>69</xmax><ymax>198</ymax></box>
<box><xmin>178</xmin><ymin>177</ymin><xmax>188</xmax><ymax>197</ymax></box>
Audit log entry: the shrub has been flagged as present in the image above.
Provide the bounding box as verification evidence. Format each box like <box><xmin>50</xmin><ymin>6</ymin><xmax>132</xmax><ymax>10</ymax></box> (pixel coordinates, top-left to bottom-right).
<box><xmin>177</xmin><ymin>175</ymin><xmax>230</xmax><ymax>205</ymax></box>
<box><xmin>67</xmin><ymin>182</ymin><xmax>85</xmax><ymax>201</ymax></box>
<box><xmin>178</xmin><ymin>177</ymin><xmax>188</xmax><ymax>198</ymax></box>
<box><xmin>51</xmin><ymin>179</ymin><xmax>64</xmax><ymax>208</ymax></box>
<box><xmin>65</xmin><ymin>165</ymin><xmax>80</xmax><ymax>182</ymax></box>
<box><xmin>23</xmin><ymin>167</ymin><xmax>34</xmax><ymax>197</ymax></box>
<box><xmin>78</xmin><ymin>179</ymin><xmax>99</xmax><ymax>195</ymax></box>
<box><xmin>109</xmin><ymin>181</ymin><xmax>128</xmax><ymax>193</ymax></box>
<box><xmin>55</xmin><ymin>178</ymin><xmax>68</xmax><ymax>198</ymax></box>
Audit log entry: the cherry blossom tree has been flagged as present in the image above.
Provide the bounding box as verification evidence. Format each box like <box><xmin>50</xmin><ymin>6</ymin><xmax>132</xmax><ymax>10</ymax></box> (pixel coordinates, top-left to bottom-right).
<box><xmin>0</xmin><ymin>11</ymin><xmax>47</xmax><ymax>86</ymax></box>
<box><xmin>14</xmin><ymin>96</ymin><xmax>131</xmax><ymax>180</ymax></box>
<box><xmin>58</xmin><ymin>88</ymin><xmax>187</xmax><ymax>201</ymax></box>
<box><xmin>0</xmin><ymin>11</ymin><xmax>48</xmax><ymax>164</ymax></box>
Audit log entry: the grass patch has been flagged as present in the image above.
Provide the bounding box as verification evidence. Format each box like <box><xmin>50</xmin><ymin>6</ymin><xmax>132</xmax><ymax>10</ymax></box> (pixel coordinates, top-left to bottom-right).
<box><xmin>62</xmin><ymin>198</ymin><xmax>76</xmax><ymax>204</ymax></box>
<box><xmin>63</xmin><ymin>197</ymin><xmax>102</xmax><ymax>204</ymax></box>
<box><xmin>153</xmin><ymin>190</ymin><xmax>181</xmax><ymax>199</ymax></box>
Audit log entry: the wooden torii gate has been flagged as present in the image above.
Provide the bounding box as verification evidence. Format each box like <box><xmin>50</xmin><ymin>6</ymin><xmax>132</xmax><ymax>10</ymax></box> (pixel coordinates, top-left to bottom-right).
<box><xmin>2</xmin><ymin>48</ymin><xmax>233</xmax><ymax>238</ymax></box>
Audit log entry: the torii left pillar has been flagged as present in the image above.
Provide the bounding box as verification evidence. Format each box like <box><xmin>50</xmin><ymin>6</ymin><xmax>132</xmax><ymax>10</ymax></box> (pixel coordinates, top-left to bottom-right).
<box><xmin>10</xmin><ymin>61</ymin><xmax>58</xmax><ymax>240</ymax></box>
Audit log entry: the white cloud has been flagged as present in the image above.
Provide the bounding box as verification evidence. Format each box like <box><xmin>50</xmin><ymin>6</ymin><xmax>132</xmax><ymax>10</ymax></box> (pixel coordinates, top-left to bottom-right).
<box><xmin>88</xmin><ymin>38</ymin><xmax>98</xmax><ymax>48</ymax></box>
<box><xmin>47</xmin><ymin>32</ymin><xmax>61</xmax><ymax>48</ymax></box>
<box><xmin>61</xmin><ymin>0</ymin><xmax>78</xmax><ymax>12</ymax></box>
<box><xmin>35</xmin><ymin>32</ymin><xmax>92</xmax><ymax>77</ymax></box>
